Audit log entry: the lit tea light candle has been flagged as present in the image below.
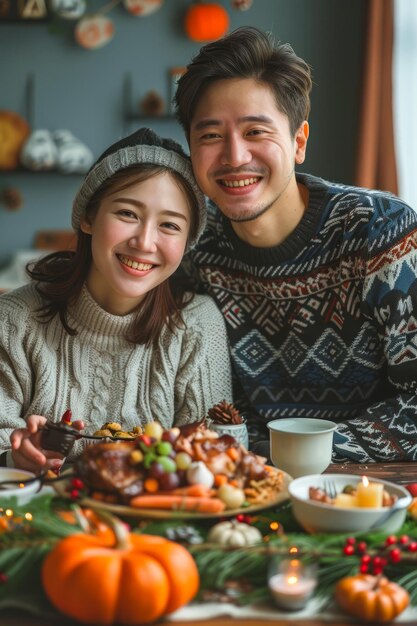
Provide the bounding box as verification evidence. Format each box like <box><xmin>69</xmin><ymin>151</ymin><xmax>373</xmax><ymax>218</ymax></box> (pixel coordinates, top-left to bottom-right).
<box><xmin>356</xmin><ymin>475</ymin><xmax>383</xmax><ymax>508</ymax></box>
<box><xmin>268</xmin><ymin>559</ymin><xmax>317</xmax><ymax>610</ymax></box>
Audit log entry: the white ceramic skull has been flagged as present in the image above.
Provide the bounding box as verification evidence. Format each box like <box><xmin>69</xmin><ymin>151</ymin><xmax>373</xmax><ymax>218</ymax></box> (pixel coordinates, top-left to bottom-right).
<box><xmin>20</xmin><ymin>129</ymin><xmax>58</xmax><ymax>171</ymax></box>
<box><xmin>53</xmin><ymin>130</ymin><xmax>94</xmax><ymax>174</ymax></box>
<box><xmin>50</xmin><ymin>0</ymin><xmax>87</xmax><ymax>20</ymax></box>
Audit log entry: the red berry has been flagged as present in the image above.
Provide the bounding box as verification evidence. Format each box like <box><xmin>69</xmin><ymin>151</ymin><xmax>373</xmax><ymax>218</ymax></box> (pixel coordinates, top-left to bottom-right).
<box><xmin>373</xmin><ymin>556</ymin><xmax>383</xmax><ymax>567</ymax></box>
<box><xmin>389</xmin><ymin>548</ymin><xmax>401</xmax><ymax>563</ymax></box>
<box><xmin>61</xmin><ymin>409</ymin><xmax>72</xmax><ymax>424</ymax></box>
<box><xmin>236</xmin><ymin>514</ymin><xmax>245</xmax><ymax>522</ymax></box>
<box><xmin>373</xmin><ymin>566</ymin><xmax>384</xmax><ymax>575</ymax></box>
<box><xmin>138</xmin><ymin>434</ymin><xmax>153</xmax><ymax>448</ymax></box>
<box><xmin>385</xmin><ymin>535</ymin><xmax>397</xmax><ymax>546</ymax></box>
<box><xmin>357</xmin><ymin>541</ymin><xmax>367</xmax><ymax>554</ymax></box>
<box><xmin>70</xmin><ymin>488</ymin><xmax>80</xmax><ymax>500</ymax></box>
<box><xmin>406</xmin><ymin>483</ymin><xmax>417</xmax><ymax>497</ymax></box>
<box><xmin>360</xmin><ymin>564</ymin><xmax>369</xmax><ymax>574</ymax></box>
<box><xmin>70</xmin><ymin>477</ymin><xmax>84</xmax><ymax>490</ymax></box>
<box><xmin>408</xmin><ymin>542</ymin><xmax>417</xmax><ymax>552</ymax></box>
<box><xmin>345</xmin><ymin>537</ymin><xmax>356</xmax><ymax>546</ymax></box>
<box><xmin>399</xmin><ymin>535</ymin><xmax>409</xmax><ymax>544</ymax></box>
<box><xmin>361</xmin><ymin>554</ymin><xmax>371</xmax><ymax>564</ymax></box>
<box><xmin>343</xmin><ymin>545</ymin><xmax>355</xmax><ymax>556</ymax></box>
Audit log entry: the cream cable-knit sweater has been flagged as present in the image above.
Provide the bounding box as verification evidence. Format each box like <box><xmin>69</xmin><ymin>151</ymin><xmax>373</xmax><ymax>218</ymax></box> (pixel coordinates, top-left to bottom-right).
<box><xmin>0</xmin><ymin>283</ymin><xmax>233</xmax><ymax>462</ymax></box>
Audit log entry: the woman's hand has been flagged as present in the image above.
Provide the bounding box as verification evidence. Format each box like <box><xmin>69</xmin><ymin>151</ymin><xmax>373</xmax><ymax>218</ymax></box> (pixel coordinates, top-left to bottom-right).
<box><xmin>10</xmin><ymin>415</ymin><xmax>84</xmax><ymax>473</ymax></box>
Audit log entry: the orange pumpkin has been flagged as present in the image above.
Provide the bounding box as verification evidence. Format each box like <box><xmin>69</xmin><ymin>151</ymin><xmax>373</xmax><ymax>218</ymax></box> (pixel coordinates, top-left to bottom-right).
<box><xmin>184</xmin><ymin>2</ymin><xmax>229</xmax><ymax>42</ymax></box>
<box><xmin>42</xmin><ymin>513</ymin><xmax>199</xmax><ymax>625</ymax></box>
<box><xmin>335</xmin><ymin>573</ymin><xmax>410</xmax><ymax>623</ymax></box>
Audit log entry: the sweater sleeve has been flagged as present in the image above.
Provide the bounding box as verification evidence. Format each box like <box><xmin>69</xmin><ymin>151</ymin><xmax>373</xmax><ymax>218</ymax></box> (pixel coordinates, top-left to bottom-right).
<box><xmin>332</xmin><ymin>197</ymin><xmax>417</xmax><ymax>463</ymax></box>
<box><xmin>0</xmin><ymin>293</ymin><xmax>31</xmax><ymax>453</ymax></box>
<box><xmin>172</xmin><ymin>295</ymin><xmax>233</xmax><ymax>425</ymax></box>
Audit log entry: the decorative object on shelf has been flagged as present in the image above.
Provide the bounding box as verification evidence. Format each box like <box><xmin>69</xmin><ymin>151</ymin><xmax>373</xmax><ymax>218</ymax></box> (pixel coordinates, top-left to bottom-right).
<box><xmin>20</xmin><ymin>129</ymin><xmax>58</xmax><ymax>171</ymax></box>
<box><xmin>0</xmin><ymin>187</ymin><xmax>24</xmax><ymax>211</ymax></box>
<box><xmin>123</xmin><ymin>0</ymin><xmax>164</xmax><ymax>17</ymax></box>
<box><xmin>50</xmin><ymin>0</ymin><xmax>86</xmax><ymax>19</ymax></box>
<box><xmin>74</xmin><ymin>12</ymin><xmax>115</xmax><ymax>49</ymax></box>
<box><xmin>0</xmin><ymin>0</ymin><xmax>49</xmax><ymax>21</ymax></box>
<box><xmin>122</xmin><ymin>73</ymin><xmax>175</xmax><ymax>131</ymax></box>
<box><xmin>0</xmin><ymin>110</ymin><xmax>30</xmax><ymax>171</ymax></box>
<box><xmin>231</xmin><ymin>0</ymin><xmax>253</xmax><ymax>10</ymax></box>
<box><xmin>21</xmin><ymin>0</ymin><xmax>48</xmax><ymax>19</ymax></box>
<box><xmin>184</xmin><ymin>2</ymin><xmax>229</xmax><ymax>42</ymax></box>
<box><xmin>140</xmin><ymin>90</ymin><xmax>165</xmax><ymax>117</ymax></box>
<box><xmin>53</xmin><ymin>129</ymin><xmax>94</xmax><ymax>174</ymax></box>
<box><xmin>335</xmin><ymin>573</ymin><xmax>410</xmax><ymax>623</ymax></box>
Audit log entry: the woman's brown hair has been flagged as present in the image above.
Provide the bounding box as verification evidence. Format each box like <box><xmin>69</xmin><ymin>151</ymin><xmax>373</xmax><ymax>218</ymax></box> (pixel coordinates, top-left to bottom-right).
<box><xmin>27</xmin><ymin>164</ymin><xmax>197</xmax><ymax>346</ymax></box>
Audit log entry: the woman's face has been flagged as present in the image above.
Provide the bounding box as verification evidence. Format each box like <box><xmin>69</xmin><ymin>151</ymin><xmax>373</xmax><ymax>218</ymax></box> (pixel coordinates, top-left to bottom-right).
<box><xmin>81</xmin><ymin>171</ymin><xmax>191</xmax><ymax>315</ymax></box>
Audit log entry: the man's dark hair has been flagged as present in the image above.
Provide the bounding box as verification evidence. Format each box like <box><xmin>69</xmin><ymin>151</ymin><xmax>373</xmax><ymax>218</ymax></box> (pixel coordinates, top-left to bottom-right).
<box><xmin>175</xmin><ymin>26</ymin><xmax>313</xmax><ymax>137</ymax></box>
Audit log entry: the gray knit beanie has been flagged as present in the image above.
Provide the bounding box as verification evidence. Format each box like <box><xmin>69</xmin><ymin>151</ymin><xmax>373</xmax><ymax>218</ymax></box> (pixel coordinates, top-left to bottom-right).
<box><xmin>72</xmin><ymin>128</ymin><xmax>206</xmax><ymax>250</ymax></box>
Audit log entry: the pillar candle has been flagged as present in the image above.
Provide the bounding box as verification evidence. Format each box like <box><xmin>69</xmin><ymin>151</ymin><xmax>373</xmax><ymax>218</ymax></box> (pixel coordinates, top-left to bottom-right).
<box><xmin>356</xmin><ymin>476</ymin><xmax>383</xmax><ymax>508</ymax></box>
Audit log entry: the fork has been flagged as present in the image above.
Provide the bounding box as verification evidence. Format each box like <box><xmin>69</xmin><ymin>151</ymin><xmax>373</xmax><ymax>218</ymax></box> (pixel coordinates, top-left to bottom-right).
<box><xmin>322</xmin><ymin>477</ymin><xmax>337</xmax><ymax>500</ymax></box>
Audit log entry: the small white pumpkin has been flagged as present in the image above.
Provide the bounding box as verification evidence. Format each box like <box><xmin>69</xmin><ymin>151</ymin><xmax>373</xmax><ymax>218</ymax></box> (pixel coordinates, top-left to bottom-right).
<box><xmin>207</xmin><ymin>520</ymin><xmax>263</xmax><ymax>547</ymax></box>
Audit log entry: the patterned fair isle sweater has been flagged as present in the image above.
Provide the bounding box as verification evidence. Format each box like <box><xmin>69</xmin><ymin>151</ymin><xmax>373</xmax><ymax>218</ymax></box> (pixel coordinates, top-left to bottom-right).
<box><xmin>186</xmin><ymin>172</ymin><xmax>417</xmax><ymax>463</ymax></box>
<box><xmin>0</xmin><ymin>284</ymin><xmax>232</xmax><ymax>464</ymax></box>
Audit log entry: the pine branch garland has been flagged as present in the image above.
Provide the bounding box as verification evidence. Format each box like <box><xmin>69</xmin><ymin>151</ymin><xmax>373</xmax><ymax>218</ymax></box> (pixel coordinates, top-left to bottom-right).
<box><xmin>2</xmin><ymin>493</ymin><xmax>417</xmax><ymax>617</ymax></box>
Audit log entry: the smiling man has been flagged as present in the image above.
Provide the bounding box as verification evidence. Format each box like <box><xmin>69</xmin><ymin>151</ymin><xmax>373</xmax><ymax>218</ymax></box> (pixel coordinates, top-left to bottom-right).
<box><xmin>175</xmin><ymin>26</ymin><xmax>417</xmax><ymax>464</ymax></box>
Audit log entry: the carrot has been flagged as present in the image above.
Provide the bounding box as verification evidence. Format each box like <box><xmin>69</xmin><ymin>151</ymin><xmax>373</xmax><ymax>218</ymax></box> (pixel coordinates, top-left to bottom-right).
<box><xmin>214</xmin><ymin>474</ymin><xmax>228</xmax><ymax>487</ymax></box>
<box><xmin>165</xmin><ymin>483</ymin><xmax>213</xmax><ymax>498</ymax></box>
<box><xmin>226</xmin><ymin>447</ymin><xmax>239</xmax><ymax>461</ymax></box>
<box><xmin>129</xmin><ymin>494</ymin><xmax>226</xmax><ymax>513</ymax></box>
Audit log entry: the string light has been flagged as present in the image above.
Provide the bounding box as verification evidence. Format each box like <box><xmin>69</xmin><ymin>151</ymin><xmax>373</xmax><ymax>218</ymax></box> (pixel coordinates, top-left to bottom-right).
<box><xmin>0</xmin><ymin>507</ymin><xmax>34</xmax><ymax>533</ymax></box>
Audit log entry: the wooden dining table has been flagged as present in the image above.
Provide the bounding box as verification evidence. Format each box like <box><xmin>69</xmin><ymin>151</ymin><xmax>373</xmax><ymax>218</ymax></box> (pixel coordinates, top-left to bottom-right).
<box><xmin>3</xmin><ymin>461</ymin><xmax>417</xmax><ymax>626</ymax></box>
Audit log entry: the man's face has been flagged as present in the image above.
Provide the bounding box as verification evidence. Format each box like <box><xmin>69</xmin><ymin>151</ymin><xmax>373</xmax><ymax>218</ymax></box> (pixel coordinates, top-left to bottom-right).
<box><xmin>189</xmin><ymin>77</ymin><xmax>308</xmax><ymax>224</ymax></box>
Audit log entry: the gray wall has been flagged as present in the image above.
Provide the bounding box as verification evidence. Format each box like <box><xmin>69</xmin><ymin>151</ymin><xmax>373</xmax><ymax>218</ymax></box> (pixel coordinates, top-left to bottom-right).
<box><xmin>0</xmin><ymin>0</ymin><xmax>366</xmax><ymax>265</ymax></box>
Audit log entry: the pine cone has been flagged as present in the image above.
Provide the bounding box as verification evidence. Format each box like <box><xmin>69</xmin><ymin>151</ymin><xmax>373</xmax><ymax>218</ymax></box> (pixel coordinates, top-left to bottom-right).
<box><xmin>206</xmin><ymin>400</ymin><xmax>244</xmax><ymax>425</ymax></box>
<box><xmin>140</xmin><ymin>90</ymin><xmax>165</xmax><ymax>117</ymax></box>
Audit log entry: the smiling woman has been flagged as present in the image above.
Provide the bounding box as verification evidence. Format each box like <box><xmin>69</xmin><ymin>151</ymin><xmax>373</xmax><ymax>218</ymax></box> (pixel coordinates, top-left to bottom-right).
<box><xmin>0</xmin><ymin>128</ymin><xmax>233</xmax><ymax>473</ymax></box>
<box><xmin>80</xmin><ymin>170</ymin><xmax>192</xmax><ymax>316</ymax></box>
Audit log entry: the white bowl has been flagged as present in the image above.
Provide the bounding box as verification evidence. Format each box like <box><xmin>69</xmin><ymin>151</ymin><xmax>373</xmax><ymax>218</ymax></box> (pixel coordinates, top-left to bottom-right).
<box><xmin>289</xmin><ymin>473</ymin><xmax>412</xmax><ymax>534</ymax></box>
<box><xmin>0</xmin><ymin>467</ymin><xmax>41</xmax><ymax>504</ymax></box>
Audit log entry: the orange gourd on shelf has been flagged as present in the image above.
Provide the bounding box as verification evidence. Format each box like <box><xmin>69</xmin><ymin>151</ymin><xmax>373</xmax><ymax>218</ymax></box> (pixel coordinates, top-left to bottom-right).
<box><xmin>42</xmin><ymin>512</ymin><xmax>199</xmax><ymax>625</ymax></box>
<box><xmin>335</xmin><ymin>573</ymin><xmax>409</xmax><ymax>623</ymax></box>
<box><xmin>184</xmin><ymin>2</ymin><xmax>229</xmax><ymax>42</ymax></box>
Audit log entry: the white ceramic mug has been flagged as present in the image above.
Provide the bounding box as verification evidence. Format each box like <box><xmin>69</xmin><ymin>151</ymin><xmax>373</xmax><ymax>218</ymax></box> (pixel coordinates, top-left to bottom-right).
<box><xmin>267</xmin><ymin>418</ymin><xmax>337</xmax><ymax>478</ymax></box>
